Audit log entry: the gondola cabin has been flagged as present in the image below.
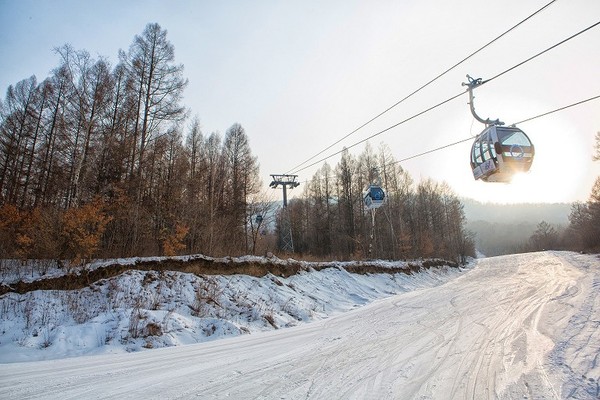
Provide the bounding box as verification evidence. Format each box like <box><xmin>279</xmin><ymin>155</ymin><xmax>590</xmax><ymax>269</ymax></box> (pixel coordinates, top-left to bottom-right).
<box><xmin>363</xmin><ymin>185</ymin><xmax>385</xmax><ymax>210</ymax></box>
<box><xmin>471</xmin><ymin>125</ymin><xmax>534</xmax><ymax>183</ymax></box>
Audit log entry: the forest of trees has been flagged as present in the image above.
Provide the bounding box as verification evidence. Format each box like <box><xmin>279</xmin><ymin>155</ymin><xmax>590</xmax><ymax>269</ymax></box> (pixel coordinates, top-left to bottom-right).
<box><xmin>287</xmin><ymin>144</ymin><xmax>475</xmax><ymax>263</ymax></box>
<box><xmin>533</xmin><ymin>132</ymin><xmax>600</xmax><ymax>253</ymax></box>
<box><xmin>0</xmin><ymin>23</ymin><xmax>263</xmax><ymax>262</ymax></box>
<box><xmin>524</xmin><ymin>177</ymin><xmax>600</xmax><ymax>254</ymax></box>
<box><xmin>566</xmin><ymin>185</ymin><xmax>600</xmax><ymax>251</ymax></box>
<box><xmin>0</xmin><ymin>22</ymin><xmax>506</xmax><ymax>266</ymax></box>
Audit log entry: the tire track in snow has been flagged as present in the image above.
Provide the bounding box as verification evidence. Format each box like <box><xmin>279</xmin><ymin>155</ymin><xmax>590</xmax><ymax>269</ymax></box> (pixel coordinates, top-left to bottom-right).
<box><xmin>438</xmin><ymin>252</ymin><xmax>568</xmax><ymax>399</ymax></box>
<box><xmin>546</xmin><ymin>252</ymin><xmax>600</xmax><ymax>399</ymax></box>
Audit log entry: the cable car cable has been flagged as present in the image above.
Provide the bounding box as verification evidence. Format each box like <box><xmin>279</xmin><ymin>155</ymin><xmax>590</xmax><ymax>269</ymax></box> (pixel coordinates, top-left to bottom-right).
<box><xmin>290</xmin><ymin>20</ymin><xmax>600</xmax><ymax>176</ymax></box>
<box><xmin>284</xmin><ymin>0</ymin><xmax>560</xmax><ymax>175</ymax></box>
<box><xmin>511</xmin><ymin>94</ymin><xmax>600</xmax><ymax>125</ymax></box>
<box><xmin>482</xmin><ymin>20</ymin><xmax>600</xmax><ymax>85</ymax></box>
<box><xmin>301</xmin><ymin>92</ymin><xmax>600</xmax><ymax>186</ymax></box>
<box><xmin>291</xmin><ymin>91</ymin><xmax>467</xmax><ymax>174</ymax></box>
<box><xmin>396</xmin><ymin>137</ymin><xmax>475</xmax><ymax>164</ymax></box>
<box><xmin>392</xmin><ymin>93</ymin><xmax>600</xmax><ymax>166</ymax></box>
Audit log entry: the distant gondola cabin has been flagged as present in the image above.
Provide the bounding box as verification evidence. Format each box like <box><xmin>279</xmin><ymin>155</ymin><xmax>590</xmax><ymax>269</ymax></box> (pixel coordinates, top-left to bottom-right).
<box><xmin>470</xmin><ymin>125</ymin><xmax>534</xmax><ymax>183</ymax></box>
<box><xmin>363</xmin><ymin>185</ymin><xmax>385</xmax><ymax>210</ymax></box>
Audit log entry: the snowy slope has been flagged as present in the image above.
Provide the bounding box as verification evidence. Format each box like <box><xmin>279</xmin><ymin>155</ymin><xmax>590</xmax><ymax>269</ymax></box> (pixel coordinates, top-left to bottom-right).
<box><xmin>0</xmin><ymin>257</ymin><xmax>463</xmax><ymax>363</ymax></box>
<box><xmin>1</xmin><ymin>251</ymin><xmax>598</xmax><ymax>399</ymax></box>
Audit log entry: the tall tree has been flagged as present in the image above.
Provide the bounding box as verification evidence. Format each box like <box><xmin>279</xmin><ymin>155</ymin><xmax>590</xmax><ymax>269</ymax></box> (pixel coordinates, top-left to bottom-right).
<box><xmin>120</xmin><ymin>22</ymin><xmax>188</xmax><ymax>200</ymax></box>
<box><xmin>34</xmin><ymin>65</ymin><xmax>70</xmax><ymax>207</ymax></box>
<box><xmin>0</xmin><ymin>76</ymin><xmax>39</xmax><ymax>205</ymax></box>
<box><xmin>203</xmin><ymin>131</ymin><xmax>225</xmax><ymax>254</ymax></box>
<box><xmin>20</xmin><ymin>79</ymin><xmax>52</xmax><ymax>208</ymax></box>
<box><xmin>335</xmin><ymin>148</ymin><xmax>357</xmax><ymax>256</ymax></box>
<box><xmin>54</xmin><ymin>45</ymin><xmax>113</xmax><ymax>206</ymax></box>
<box><xmin>222</xmin><ymin>123</ymin><xmax>260</xmax><ymax>253</ymax></box>
<box><xmin>96</xmin><ymin>63</ymin><xmax>133</xmax><ymax>196</ymax></box>
<box><xmin>567</xmin><ymin>134</ymin><xmax>600</xmax><ymax>251</ymax></box>
<box><xmin>183</xmin><ymin>116</ymin><xmax>203</xmax><ymax>252</ymax></box>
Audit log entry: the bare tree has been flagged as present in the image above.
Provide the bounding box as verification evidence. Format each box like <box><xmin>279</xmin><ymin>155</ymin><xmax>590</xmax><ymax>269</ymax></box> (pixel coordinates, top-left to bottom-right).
<box><xmin>120</xmin><ymin>23</ymin><xmax>188</xmax><ymax>201</ymax></box>
<box><xmin>182</xmin><ymin>116</ymin><xmax>203</xmax><ymax>251</ymax></box>
<box><xmin>222</xmin><ymin>123</ymin><xmax>260</xmax><ymax>253</ymax></box>
<box><xmin>334</xmin><ymin>149</ymin><xmax>358</xmax><ymax>257</ymax></box>
<box><xmin>203</xmin><ymin>131</ymin><xmax>225</xmax><ymax>254</ymax></box>
<box><xmin>34</xmin><ymin>65</ymin><xmax>70</xmax><ymax>207</ymax></box>
<box><xmin>0</xmin><ymin>76</ymin><xmax>39</xmax><ymax>205</ymax></box>
<box><xmin>96</xmin><ymin>63</ymin><xmax>133</xmax><ymax>195</ymax></box>
<box><xmin>54</xmin><ymin>45</ymin><xmax>113</xmax><ymax>206</ymax></box>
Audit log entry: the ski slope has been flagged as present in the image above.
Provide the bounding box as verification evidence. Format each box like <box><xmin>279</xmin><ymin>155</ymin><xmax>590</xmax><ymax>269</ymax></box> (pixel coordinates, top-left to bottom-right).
<box><xmin>1</xmin><ymin>251</ymin><xmax>599</xmax><ymax>399</ymax></box>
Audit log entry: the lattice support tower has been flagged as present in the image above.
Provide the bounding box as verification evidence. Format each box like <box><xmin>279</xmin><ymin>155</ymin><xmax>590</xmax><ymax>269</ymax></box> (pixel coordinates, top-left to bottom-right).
<box><xmin>269</xmin><ymin>174</ymin><xmax>300</xmax><ymax>253</ymax></box>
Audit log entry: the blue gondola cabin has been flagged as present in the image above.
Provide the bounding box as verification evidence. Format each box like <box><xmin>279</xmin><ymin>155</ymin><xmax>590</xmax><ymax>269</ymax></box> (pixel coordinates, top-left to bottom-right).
<box><xmin>364</xmin><ymin>185</ymin><xmax>385</xmax><ymax>210</ymax></box>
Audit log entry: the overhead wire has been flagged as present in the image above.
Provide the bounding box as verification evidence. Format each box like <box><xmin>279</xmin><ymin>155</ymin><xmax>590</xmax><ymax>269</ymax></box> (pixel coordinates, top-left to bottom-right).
<box><xmin>301</xmin><ymin>93</ymin><xmax>600</xmax><ymax>186</ymax></box>
<box><xmin>482</xmin><ymin>20</ymin><xmax>600</xmax><ymax>85</ymax></box>
<box><xmin>511</xmin><ymin>94</ymin><xmax>600</xmax><ymax>125</ymax></box>
<box><xmin>290</xmin><ymin>18</ymin><xmax>600</xmax><ymax>176</ymax></box>
<box><xmin>284</xmin><ymin>0</ymin><xmax>560</xmax><ymax>175</ymax></box>
<box><xmin>391</xmin><ymin>93</ymin><xmax>600</xmax><ymax>166</ymax></box>
<box><xmin>292</xmin><ymin>91</ymin><xmax>467</xmax><ymax>174</ymax></box>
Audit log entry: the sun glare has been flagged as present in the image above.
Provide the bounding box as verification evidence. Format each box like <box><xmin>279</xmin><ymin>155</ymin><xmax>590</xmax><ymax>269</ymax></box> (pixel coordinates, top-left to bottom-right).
<box><xmin>476</xmin><ymin>145</ymin><xmax>587</xmax><ymax>204</ymax></box>
<box><xmin>442</xmin><ymin>115</ymin><xmax>594</xmax><ymax>205</ymax></box>
<box><xmin>508</xmin><ymin>172</ymin><xmax>529</xmax><ymax>185</ymax></box>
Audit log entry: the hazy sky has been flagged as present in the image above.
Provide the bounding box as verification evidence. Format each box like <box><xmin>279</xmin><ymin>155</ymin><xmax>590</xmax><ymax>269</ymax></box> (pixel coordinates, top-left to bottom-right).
<box><xmin>1</xmin><ymin>0</ymin><xmax>599</xmax><ymax>204</ymax></box>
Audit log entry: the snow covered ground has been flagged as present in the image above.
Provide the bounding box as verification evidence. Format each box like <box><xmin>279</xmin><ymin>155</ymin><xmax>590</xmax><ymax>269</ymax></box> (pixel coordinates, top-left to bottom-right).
<box><xmin>1</xmin><ymin>251</ymin><xmax>599</xmax><ymax>399</ymax></box>
<box><xmin>0</xmin><ymin>257</ymin><xmax>461</xmax><ymax>363</ymax></box>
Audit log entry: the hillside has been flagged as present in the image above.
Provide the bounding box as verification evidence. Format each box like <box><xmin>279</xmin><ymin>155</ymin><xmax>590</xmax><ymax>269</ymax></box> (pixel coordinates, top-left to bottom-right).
<box><xmin>462</xmin><ymin>198</ymin><xmax>572</xmax><ymax>256</ymax></box>
<box><xmin>462</xmin><ymin>198</ymin><xmax>571</xmax><ymax>225</ymax></box>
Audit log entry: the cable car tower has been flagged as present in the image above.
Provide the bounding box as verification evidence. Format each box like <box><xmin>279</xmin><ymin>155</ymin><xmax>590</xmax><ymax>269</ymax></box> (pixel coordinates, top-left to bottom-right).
<box><xmin>269</xmin><ymin>174</ymin><xmax>300</xmax><ymax>253</ymax></box>
<box><xmin>463</xmin><ymin>75</ymin><xmax>535</xmax><ymax>182</ymax></box>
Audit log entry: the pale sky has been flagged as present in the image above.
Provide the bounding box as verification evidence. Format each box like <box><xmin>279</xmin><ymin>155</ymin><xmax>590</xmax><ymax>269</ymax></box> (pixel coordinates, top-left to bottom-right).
<box><xmin>1</xmin><ymin>0</ymin><xmax>599</xmax><ymax>204</ymax></box>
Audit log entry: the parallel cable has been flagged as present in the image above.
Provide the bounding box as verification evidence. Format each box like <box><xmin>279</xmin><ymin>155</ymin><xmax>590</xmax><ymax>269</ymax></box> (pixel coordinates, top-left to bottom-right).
<box><xmin>292</xmin><ymin>91</ymin><xmax>467</xmax><ymax>174</ymax></box>
<box><xmin>395</xmin><ymin>137</ymin><xmax>474</xmax><ymax>164</ymax></box>
<box><xmin>285</xmin><ymin>0</ymin><xmax>560</xmax><ymax>175</ymax></box>
<box><xmin>482</xmin><ymin>20</ymin><xmax>600</xmax><ymax>85</ymax></box>
<box><xmin>299</xmin><ymin>93</ymin><xmax>600</xmax><ymax>187</ymax></box>
<box><xmin>511</xmin><ymin>94</ymin><xmax>600</xmax><ymax>125</ymax></box>
<box><xmin>390</xmin><ymin>93</ymin><xmax>600</xmax><ymax>167</ymax></box>
<box><xmin>291</xmin><ymin>19</ymin><xmax>600</xmax><ymax>175</ymax></box>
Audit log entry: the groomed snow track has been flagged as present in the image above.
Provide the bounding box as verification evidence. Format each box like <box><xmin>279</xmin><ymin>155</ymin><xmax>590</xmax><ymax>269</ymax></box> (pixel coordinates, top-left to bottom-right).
<box><xmin>1</xmin><ymin>251</ymin><xmax>599</xmax><ymax>399</ymax></box>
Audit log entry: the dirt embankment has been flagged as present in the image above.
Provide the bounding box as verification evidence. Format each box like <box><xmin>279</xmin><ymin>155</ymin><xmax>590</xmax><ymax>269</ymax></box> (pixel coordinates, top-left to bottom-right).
<box><xmin>0</xmin><ymin>257</ymin><xmax>458</xmax><ymax>296</ymax></box>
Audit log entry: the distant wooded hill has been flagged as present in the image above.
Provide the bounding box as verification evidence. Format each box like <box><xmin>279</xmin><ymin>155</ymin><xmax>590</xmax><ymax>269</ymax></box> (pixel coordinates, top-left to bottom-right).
<box><xmin>461</xmin><ymin>198</ymin><xmax>571</xmax><ymax>256</ymax></box>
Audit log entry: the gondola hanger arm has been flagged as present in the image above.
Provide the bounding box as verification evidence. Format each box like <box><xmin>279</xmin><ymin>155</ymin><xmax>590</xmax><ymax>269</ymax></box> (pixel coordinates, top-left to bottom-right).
<box><xmin>462</xmin><ymin>75</ymin><xmax>504</xmax><ymax>127</ymax></box>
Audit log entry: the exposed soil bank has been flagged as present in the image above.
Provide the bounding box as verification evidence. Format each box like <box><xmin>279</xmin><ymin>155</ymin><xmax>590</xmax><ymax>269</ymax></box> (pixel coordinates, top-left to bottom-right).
<box><xmin>0</xmin><ymin>256</ymin><xmax>457</xmax><ymax>296</ymax></box>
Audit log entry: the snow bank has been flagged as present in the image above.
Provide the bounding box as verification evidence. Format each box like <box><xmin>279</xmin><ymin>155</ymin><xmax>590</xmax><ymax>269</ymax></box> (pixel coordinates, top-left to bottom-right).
<box><xmin>0</xmin><ymin>259</ymin><xmax>468</xmax><ymax>363</ymax></box>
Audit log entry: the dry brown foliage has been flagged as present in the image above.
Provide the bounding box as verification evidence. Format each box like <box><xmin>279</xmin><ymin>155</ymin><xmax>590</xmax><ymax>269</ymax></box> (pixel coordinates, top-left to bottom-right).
<box><xmin>60</xmin><ymin>199</ymin><xmax>112</xmax><ymax>266</ymax></box>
